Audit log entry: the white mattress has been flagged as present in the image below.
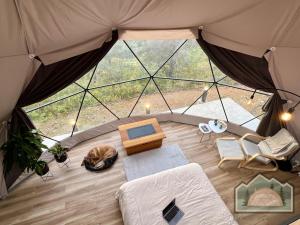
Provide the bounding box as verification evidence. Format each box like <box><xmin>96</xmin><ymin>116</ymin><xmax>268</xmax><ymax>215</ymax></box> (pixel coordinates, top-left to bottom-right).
<box><xmin>118</xmin><ymin>163</ymin><xmax>238</xmax><ymax>225</ymax></box>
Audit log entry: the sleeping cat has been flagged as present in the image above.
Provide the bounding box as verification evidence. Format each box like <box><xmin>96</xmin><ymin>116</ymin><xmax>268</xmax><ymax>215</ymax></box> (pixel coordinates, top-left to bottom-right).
<box><xmin>81</xmin><ymin>145</ymin><xmax>118</xmax><ymax>171</ymax></box>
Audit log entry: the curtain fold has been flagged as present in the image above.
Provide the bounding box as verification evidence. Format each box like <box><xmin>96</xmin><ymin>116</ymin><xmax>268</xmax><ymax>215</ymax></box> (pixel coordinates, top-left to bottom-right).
<box><xmin>256</xmin><ymin>93</ymin><xmax>286</xmax><ymax>135</ymax></box>
<box><xmin>0</xmin><ymin>122</ymin><xmax>8</xmax><ymax>199</ymax></box>
<box><xmin>12</xmin><ymin>30</ymin><xmax>118</xmax><ymax>132</ymax></box>
<box><xmin>17</xmin><ymin>30</ymin><xmax>118</xmax><ymax>109</ymax></box>
<box><xmin>5</xmin><ymin>30</ymin><xmax>118</xmax><ymax>188</ymax></box>
<box><xmin>197</xmin><ymin>30</ymin><xmax>285</xmax><ymax>137</ymax></box>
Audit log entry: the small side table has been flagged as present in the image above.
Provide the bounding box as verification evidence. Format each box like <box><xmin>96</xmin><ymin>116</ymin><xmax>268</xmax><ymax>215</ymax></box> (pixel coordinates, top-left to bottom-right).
<box><xmin>198</xmin><ymin>123</ymin><xmax>212</xmax><ymax>142</ymax></box>
<box><xmin>208</xmin><ymin>120</ymin><xmax>227</xmax><ymax>134</ymax></box>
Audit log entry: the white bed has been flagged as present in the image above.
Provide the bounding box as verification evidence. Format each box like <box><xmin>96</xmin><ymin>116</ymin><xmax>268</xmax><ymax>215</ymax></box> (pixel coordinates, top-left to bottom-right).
<box><xmin>118</xmin><ymin>163</ymin><xmax>238</xmax><ymax>225</ymax></box>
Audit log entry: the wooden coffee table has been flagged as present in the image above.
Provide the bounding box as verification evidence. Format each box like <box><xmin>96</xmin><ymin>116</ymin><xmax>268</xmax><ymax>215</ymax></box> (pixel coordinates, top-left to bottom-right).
<box><xmin>118</xmin><ymin>118</ymin><xmax>166</xmax><ymax>155</ymax></box>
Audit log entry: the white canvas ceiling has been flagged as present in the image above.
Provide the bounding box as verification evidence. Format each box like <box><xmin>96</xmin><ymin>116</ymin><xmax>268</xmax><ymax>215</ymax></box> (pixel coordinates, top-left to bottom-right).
<box><xmin>1</xmin><ymin>0</ymin><xmax>300</xmax><ymax>138</ymax></box>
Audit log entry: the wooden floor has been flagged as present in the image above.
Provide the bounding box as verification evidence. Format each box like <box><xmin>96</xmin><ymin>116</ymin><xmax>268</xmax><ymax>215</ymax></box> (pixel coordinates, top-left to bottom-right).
<box><xmin>0</xmin><ymin>122</ymin><xmax>299</xmax><ymax>225</ymax></box>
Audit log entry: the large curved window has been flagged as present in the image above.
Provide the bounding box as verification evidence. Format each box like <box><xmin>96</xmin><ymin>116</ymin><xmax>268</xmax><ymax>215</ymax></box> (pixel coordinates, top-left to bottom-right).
<box><xmin>24</xmin><ymin>39</ymin><xmax>271</xmax><ymax>140</ymax></box>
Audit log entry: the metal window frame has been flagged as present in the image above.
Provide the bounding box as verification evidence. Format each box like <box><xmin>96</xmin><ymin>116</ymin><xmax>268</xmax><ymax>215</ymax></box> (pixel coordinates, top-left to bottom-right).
<box><xmin>25</xmin><ymin>39</ymin><xmax>270</xmax><ymax>140</ymax></box>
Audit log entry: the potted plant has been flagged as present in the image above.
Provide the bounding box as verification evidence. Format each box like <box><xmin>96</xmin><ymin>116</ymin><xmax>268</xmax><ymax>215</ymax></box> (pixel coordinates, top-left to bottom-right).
<box><xmin>34</xmin><ymin>160</ymin><xmax>49</xmax><ymax>176</ymax></box>
<box><xmin>1</xmin><ymin>126</ymin><xmax>49</xmax><ymax>176</ymax></box>
<box><xmin>49</xmin><ymin>144</ymin><xmax>68</xmax><ymax>163</ymax></box>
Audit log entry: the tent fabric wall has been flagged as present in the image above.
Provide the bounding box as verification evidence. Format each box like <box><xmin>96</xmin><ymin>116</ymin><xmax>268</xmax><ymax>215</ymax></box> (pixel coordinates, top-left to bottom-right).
<box><xmin>203</xmin><ymin>0</ymin><xmax>300</xmax><ymax>56</ymax></box>
<box><xmin>0</xmin><ymin>0</ymin><xmax>28</xmax><ymax>57</ymax></box>
<box><xmin>13</xmin><ymin>0</ymin><xmax>300</xmax><ymax>63</ymax></box>
<box><xmin>1</xmin><ymin>0</ymin><xmax>300</xmax><ymax>140</ymax></box>
<box><xmin>0</xmin><ymin>56</ymin><xmax>39</xmax><ymax>122</ymax></box>
<box><xmin>14</xmin><ymin>0</ymin><xmax>262</xmax><ymax>65</ymax></box>
<box><xmin>37</xmin><ymin>32</ymin><xmax>112</xmax><ymax>65</ymax></box>
<box><xmin>0</xmin><ymin>0</ymin><xmax>31</xmax><ymax>123</ymax></box>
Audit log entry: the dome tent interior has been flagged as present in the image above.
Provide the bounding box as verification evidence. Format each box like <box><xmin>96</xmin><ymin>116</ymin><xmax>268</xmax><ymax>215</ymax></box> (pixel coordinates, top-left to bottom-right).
<box><xmin>1</xmin><ymin>0</ymin><xmax>300</xmax><ymax>140</ymax></box>
<box><xmin>1</xmin><ymin>1</ymin><xmax>300</xmax><ymax>225</ymax></box>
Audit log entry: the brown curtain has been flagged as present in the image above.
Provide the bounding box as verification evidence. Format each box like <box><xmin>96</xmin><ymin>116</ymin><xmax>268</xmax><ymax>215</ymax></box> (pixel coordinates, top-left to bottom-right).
<box><xmin>197</xmin><ymin>30</ymin><xmax>285</xmax><ymax>136</ymax></box>
<box><xmin>13</xmin><ymin>30</ymin><xmax>118</xmax><ymax>130</ymax></box>
<box><xmin>5</xmin><ymin>31</ymin><xmax>118</xmax><ymax>188</ymax></box>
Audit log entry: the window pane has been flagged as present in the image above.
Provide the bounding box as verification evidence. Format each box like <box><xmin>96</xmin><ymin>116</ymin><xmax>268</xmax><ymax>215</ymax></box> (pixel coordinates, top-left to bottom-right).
<box><xmin>75</xmin><ymin>92</ymin><xmax>117</xmax><ymax>132</ymax></box>
<box><xmin>26</xmin><ymin>93</ymin><xmax>84</xmax><ymax>138</ymax></box>
<box><xmin>75</xmin><ymin>68</ymin><xmax>95</xmax><ymax>88</ymax></box>
<box><xmin>155</xmin><ymin>40</ymin><xmax>214</xmax><ymax>81</ymax></box>
<box><xmin>155</xmin><ymin>78</ymin><xmax>209</xmax><ymax>113</ymax></box>
<box><xmin>89</xmin><ymin>41</ymin><xmax>149</xmax><ymax>88</ymax></box>
<box><xmin>90</xmin><ymin>79</ymin><xmax>149</xmax><ymax>119</ymax></box>
<box><xmin>211</xmin><ymin>62</ymin><xmax>226</xmax><ymax>81</ymax></box>
<box><xmin>241</xmin><ymin>114</ymin><xmax>265</xmax><ymax>131</ymax></box>
<box><xmin>131</xmin><ymin>80</ymin><xmax>170</xmax><ymax>116</ymax></box>
<box><xmin>218</xmin><ymin>76</ymin><xmax>252</xmax><ymax>91</ymax></box>
<box><xmin>185</xmin><ymin>85</ymin><xmax>227</xmax><ymax>121</ymax></box>
<box><xmin>125</xmin><ymin>40</ymin><xmax>185</xmax><ymax>75</ymax></box>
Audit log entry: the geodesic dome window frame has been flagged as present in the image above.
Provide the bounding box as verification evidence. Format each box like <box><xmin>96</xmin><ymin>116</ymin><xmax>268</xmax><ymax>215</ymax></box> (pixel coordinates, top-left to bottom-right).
<box><xmin>24</xmin><ymin>39</ymin><xmax>271</xmax><ymax>141</ymax></box>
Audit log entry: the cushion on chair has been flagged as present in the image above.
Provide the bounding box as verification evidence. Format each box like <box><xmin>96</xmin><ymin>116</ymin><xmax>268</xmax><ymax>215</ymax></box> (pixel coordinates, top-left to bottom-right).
<box><xmin>216</xmin><ymin>139</ymin><xmax>244</xmax><ymax>160</ymax></box>
<box><xmin>257</xmin><ymin>141</ymin><xmax>272</xmax><ymax>155</ymax></box>
<box><xmin>241</xmin><ymin>139</ymin><xmax>271</xmax><ymax>164</ymax></box>
<box><xmin>258</xmin><ymin>128</ymin><xmax>296</xmax><ymax>155</ymax></box>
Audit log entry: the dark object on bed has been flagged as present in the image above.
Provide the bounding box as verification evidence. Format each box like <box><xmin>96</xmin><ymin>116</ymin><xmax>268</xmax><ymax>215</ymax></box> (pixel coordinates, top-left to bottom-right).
<box><xmin>162</xmin><ymin>199</ymin><xmax>184</xmax><ymax>225</ymax></box>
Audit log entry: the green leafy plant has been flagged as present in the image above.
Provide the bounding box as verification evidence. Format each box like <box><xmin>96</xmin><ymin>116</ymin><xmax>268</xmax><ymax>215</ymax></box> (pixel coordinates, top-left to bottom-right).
<box><xmin>34</xmin><ymin>160</ymin><xmax>49</xmax><ymax>176</ymax></box>
<box><xmin>49</xmin><ymin>143</ymin><xmax>66</xmax><ymax>156</ymax></box>
<box><xmin>1</xmin><ymin>126</ymin><xmax>48</xmax><ymax>174</ymax></box>
<box><xmin>49</xmin><ymin>143</ymin><xmax>68</xmax><ymax>163</ymax></box>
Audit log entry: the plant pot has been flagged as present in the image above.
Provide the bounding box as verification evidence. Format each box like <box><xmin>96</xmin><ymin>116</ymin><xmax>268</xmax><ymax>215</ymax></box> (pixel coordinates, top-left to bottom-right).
<box><xmin>35</xmin><ymin>164</ymin><xmax>49</xmax><ymax>176</ymax></box>
<box><xmin>54</xmin><ymin>152</ymin><xmax>68</xmax><ymax>163</ymax></box>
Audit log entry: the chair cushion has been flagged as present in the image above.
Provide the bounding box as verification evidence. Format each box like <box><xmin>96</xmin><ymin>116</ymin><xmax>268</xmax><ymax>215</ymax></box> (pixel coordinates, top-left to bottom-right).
<box><xmin>216</xmin><ymin>139</ymin><xmax>244</xmax><ymax>160</ymax></box>
<box><xmin>241</xmin><ymin>139</ymin><xmax>271</xmax><ymax>164</ymax></box>
<box><xmin>258</xmin><ymin>128</ymin><xmax>296</xmax><ymax>155</ymax></box>
<box><xmin>258</xmin><ymin>140</ymin><xmax>272</xmax><ymax>155</ymax></box>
